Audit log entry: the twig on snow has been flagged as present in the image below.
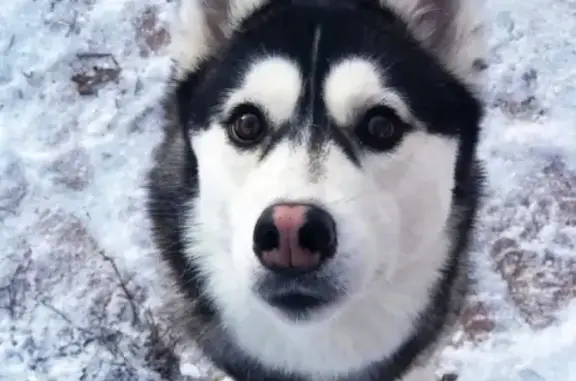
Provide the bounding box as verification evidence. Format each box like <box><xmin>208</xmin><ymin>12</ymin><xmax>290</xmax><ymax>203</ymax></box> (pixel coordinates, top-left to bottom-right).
<box><xmin>75</xmin><ymin>52</ymin><xmax>113</xmax><ymax>59</ymax></box>
<box><xmin>97</xmin><ymin>250</ymin><xmax>140</xmax><ymax>327</ymax></box>
<box><xmin>0</xmin><ymin>252</ymin><xmax>32</xmax><ymax>319</ymax></box>
<box><xmin>75</xmin><ymin>52</ymin><xmax>119</xmax><ymax>68</ymax></box>
<box><xmin>39</xmin><ymin>299</ymin><xmax>95</xmax><ymax>337</ymax></box>
<box><xmin>4</xmin><ymin>34</ymin><xmax>15</xmax><ymax>53</ymax></box>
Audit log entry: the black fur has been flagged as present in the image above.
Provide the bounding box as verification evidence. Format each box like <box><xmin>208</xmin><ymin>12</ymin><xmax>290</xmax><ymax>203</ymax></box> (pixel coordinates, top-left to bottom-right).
<box><xmin>146</xmin><ymin>0</ymin><xmax>485</xmax><ymax>380</ymax></box>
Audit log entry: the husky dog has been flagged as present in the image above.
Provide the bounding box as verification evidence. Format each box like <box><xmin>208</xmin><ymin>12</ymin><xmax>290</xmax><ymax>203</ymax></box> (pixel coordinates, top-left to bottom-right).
<box><xmin>146</xmin><ymin>0</ymin><xmax>486</xmax><ymax>380</ymax></box>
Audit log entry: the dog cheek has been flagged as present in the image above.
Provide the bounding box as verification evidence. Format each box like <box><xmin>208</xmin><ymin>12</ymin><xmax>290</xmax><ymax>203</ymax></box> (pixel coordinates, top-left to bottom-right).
<box><xmin>329</xmin><ymin>193</ymin><xmax>400</xmax><ymax>288</ymax></box>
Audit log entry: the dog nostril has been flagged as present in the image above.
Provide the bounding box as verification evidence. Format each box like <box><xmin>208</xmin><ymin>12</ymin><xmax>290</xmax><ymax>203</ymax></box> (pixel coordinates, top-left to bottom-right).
<box><xmin>259</xmin><ymin>227</ymin><xmax>279</xmax><ymax>251</ymax></box>
<box><xmin>253</xmin><ymin>216</ymin><xmax>280</xmax><ymax>251</ymax></box>
<box><xmin>298</xmin><ymin>206</ymin><xmax>337</xmax><ymax>254</ymax></box>
<box><xmin>298</xmin><ymin>222</ymin><xmax>334</xmax><ymax>252</ymax></box>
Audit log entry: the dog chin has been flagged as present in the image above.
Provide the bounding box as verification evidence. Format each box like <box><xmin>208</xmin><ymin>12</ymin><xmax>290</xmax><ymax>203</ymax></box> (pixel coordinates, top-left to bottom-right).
<box><xmin>253</xmin><ymin>270</ymin><xmax>345</xmax><ymax>320</ymax></box>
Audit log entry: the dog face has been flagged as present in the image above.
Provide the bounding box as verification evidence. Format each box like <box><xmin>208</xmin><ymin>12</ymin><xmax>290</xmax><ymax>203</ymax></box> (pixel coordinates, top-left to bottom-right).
<box><xmin>159</xmin><ymin>0</ymin><xmax>484</xmax><ymax>376</ymax></box>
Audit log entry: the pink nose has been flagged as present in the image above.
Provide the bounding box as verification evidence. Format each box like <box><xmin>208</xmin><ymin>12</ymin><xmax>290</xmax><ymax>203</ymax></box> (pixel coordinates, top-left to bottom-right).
<box><xmin>252</xmin><ymin>202</ymin><xmax>337</xmax><ymax>274</ymax></box>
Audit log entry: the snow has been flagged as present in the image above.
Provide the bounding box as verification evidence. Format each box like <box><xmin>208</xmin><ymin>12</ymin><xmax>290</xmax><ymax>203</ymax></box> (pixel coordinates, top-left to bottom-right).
<box><xmin>0</xmin><ymin>0</ymin><xmax>575</xmax><ymax>380</ymax></box>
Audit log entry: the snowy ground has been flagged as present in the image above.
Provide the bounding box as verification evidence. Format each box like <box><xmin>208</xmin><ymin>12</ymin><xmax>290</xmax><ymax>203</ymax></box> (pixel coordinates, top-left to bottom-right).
<box><xmin>1</xmin><ymin>0</ymin><xmax>576</xmax><ymax>380</ymax></box>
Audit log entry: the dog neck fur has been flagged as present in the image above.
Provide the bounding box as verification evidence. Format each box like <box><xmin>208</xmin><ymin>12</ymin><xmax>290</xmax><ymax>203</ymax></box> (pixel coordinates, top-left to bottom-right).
<box><xmin>170</xmin><ymin>0</ymin><xmax>486</xmax><ymax>88</ymax></box>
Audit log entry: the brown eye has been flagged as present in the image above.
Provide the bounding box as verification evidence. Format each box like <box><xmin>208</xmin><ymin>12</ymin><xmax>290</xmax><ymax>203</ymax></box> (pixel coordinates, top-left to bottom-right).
<box><xmin>227</xmin><ymin>105</ymin><xmax>267</xmax><ymax>146</ymax></box>
<box><xmin>355</xmin><ymin>107</ymin><xmax>407</xmax><ymax>151</ymax></box>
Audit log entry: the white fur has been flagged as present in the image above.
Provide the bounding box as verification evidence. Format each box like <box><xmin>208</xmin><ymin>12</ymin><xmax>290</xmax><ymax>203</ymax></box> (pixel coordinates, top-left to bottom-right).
<box><xmin>170</xmin><ymin>0</ymin><xmax>485</xmax><ymax>86</ymax></box>
<box><xmin>323</xmin><ymin>58</ymin><xmax>412</xmax><ymax>126</ymax></box>
<box><xmin>183</xmin><ymin>58</ymin><xmax>460</xmax><ymax>377</ymax></box>
<box><xmin>186</xmin><ymin>129</ymin><xmax>457</xmax><ymax>377</ymax></box>
<box><xmin>222</xmin><ymin>56</ymin><xmax>302</xmax><ymax>124</ymax></box>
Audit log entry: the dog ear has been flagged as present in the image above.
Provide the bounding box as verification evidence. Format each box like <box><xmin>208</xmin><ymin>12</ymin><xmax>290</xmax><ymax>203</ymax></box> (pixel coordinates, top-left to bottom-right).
<box><xmin>170</xmin><ymin>0</ymin><xmax>268</xmax><ymax>79</ymax></box>
<box><xmin>383</xmin><ymin>0</ymin><xmax>487</xmax><ymax>88</ymax></box>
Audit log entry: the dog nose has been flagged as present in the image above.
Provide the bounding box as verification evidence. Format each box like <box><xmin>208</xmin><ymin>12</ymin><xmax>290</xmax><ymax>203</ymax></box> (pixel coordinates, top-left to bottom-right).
<box><xmin>253</xmin><ymin>202</ymin><xmax>337</xmax><ymax>274</ymax></box>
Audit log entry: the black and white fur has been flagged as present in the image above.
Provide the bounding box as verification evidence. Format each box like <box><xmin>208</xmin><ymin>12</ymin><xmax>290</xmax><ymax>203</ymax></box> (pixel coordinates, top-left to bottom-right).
<box><xmin>146</xmin><ymin>0</ymin><xmax>487</xmax><ymax>380</ymax></box>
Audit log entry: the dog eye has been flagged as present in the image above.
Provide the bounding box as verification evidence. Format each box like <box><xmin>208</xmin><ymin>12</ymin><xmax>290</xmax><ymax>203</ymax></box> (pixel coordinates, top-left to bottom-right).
<box><xmin>366</xmin><ymin>114</ymin><xmax>395</xmax><ymax>140</ymax></box>
<box><xmin>227</xmin><ymin>105</ymin><xmax>268</xmax><ymax>146</ymax></box>
<box><xmin>355</xmin><ymin>107</ymin><xmax>406</xmax><ymax>151</ymax></box>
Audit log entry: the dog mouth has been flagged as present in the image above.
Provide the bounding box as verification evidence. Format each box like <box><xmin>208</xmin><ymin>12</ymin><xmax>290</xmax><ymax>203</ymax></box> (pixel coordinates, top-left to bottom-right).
<box><xmin>255</xmin><ymin>272</ymin><xmax>341</xmax><ymax>318</ymax></box>
<box><xmin>267</xmin><ymin>292</ymin><xmax>328</xmax><ymax>312</ymax></box>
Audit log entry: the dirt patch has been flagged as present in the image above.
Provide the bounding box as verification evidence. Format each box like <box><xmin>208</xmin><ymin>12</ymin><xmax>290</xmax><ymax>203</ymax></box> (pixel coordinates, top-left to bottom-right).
<box><xmin>48</xmin><ymin>148</ymin><xmax>94</xmax><ymax>191</ymax></box>
<box><xmin>489</xmin><ymin>155</ymin><xmax>576</xmax><ymax>328</ymax></box>
<box><xmin>71</xmin><ymin>65</ymin><xmax>121</xmax><ymax>96</ymax></box>
<box><xmin>492</xmin><ymin>237</ymin><xmax>576</xmax><ymax>328</ymax></box>
<box><xmin>70</xmin><ymin>53</ymin><xmax>121</xmax><ymax>96</ymax></box>
<box><xmin>17</xmin><ymin>208</ymin><xmax>187</xmax><ymax>380</ymax></box>
<box><xmin>0</xmin><ymin>158</ymin><xmax>28</xmax><ymax>219</ymax></box>
<box><xmin>136</xmin><ymin>6</ymin><xmax>170</xmax><ymax>57</ymax></box>
<box><xmin>31</xmin><ymin>209</ymin><xmax>103</xmax><ymax>292</ymax></box>
<box><xmin>456</xmin><ymin>300</ymin><xmax>495</xmax><ymax>344</ymax></box>
<box><xmin>492</xmin><ymin>67</ymin><xmax>546</xmax><ymax>119</ymax></box>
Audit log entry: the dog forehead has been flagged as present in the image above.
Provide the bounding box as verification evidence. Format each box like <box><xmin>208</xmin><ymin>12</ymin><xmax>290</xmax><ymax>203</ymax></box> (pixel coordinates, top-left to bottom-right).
<box><xmin>195</xmin><ymin>1</ymin><xmax>478</xmax><ymax>138</ymax></box>
<box><xmin>224</xmin><ymin>56</ymin><xmax>303</xmax><ymax>124</ymax></box>
<box><xmin>228</xmin><ymin>54</ymin><xmax>399</xmax><ymax>128</ymax></box>
<box><xmin>322</xmin><ymin>57</ymin><xmax>413</xmax><ymax>126</ymax></box>
<box><xmin>227</xmin><ymin>2</ymin><xmax>399</xmax><ymax>60</ymax></box>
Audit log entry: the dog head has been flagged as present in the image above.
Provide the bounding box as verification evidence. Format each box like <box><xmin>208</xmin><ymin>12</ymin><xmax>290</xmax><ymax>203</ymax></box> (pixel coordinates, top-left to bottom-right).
<box><xmin>157</xmin><ymin>0</ymin><xmax>484</xmax><ymax>373</ymax></box>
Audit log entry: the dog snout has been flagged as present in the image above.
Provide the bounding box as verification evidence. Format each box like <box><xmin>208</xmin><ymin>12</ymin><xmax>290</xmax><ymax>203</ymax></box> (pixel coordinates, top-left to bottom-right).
<box><xmin>252</xmin><ymin>202</ymin><xmax>337</xmax><ymax>274</ymax></box>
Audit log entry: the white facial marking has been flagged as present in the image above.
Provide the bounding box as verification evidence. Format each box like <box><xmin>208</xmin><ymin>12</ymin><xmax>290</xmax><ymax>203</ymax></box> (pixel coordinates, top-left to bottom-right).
<box><xmin>323</xmin><ymin>57</ymin><xmax>412</xmax><ymax>126</ymax></box>
<box><xmin>186</xmin><ymin>119</ymin><xmax>460</xmax><ymax>377</ymax></box>
<box><xmin>223</xmin><ymin>56</ymin><xmax>302</xmax><ymax>125</ymax></box>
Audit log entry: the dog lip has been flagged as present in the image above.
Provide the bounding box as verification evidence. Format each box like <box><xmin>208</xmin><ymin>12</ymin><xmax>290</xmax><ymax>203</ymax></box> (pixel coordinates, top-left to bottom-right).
<box><xmin>255</xmin><ymin>271</ymin><xmax>342</xmax><ymax>317</ymax></box>
<box><xmin>266</xmin><ymin>292</ymin><xmax>328</xmax><ymax>313</ymax></box>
